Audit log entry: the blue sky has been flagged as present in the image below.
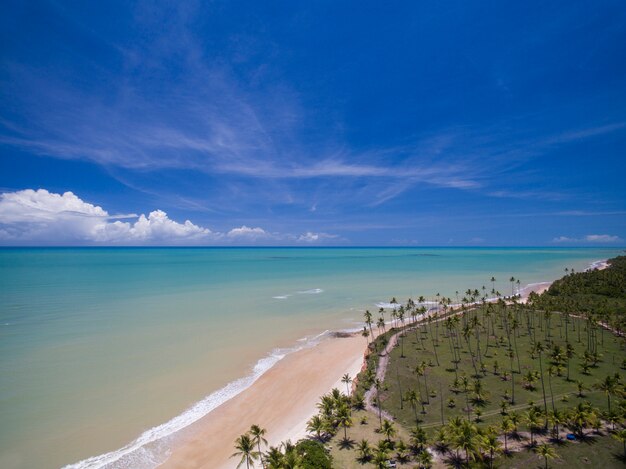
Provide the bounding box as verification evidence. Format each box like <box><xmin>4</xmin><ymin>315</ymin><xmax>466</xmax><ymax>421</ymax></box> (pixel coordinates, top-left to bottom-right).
<box><xmin>1</xmin><ymin>0</ymin><xmax>625</xmax><ymax>246</ymax></box>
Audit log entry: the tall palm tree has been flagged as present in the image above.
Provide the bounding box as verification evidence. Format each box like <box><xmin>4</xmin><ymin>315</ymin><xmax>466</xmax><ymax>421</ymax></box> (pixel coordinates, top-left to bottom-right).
<box><xmin>374</xmin><ymin>378</ymin><xmax>384</xmax><ymax>428</ymax></box>
<box><xmin>380</xmin><ymin>419</ymin><xmax>397</xmax><ymax>444</ymax></box>
<box><xmin>356</xmin><ymin>439</ymin><xmax>373</xmax><ymax>462</ymax></box>
<box><xmin>404</xmin><ymin>389</ymin><xmax>420</xmax><ymax>425</ymax></box>
<box><xmin>535</xmin><ymin>443</ymin><xmax>557</xmax><ymax>469</ymax></box>
<box><xmin>534</xmin><ymin>341</ymin><xmax>549</xmax><ymax>418</ymax></box>
<box><xmin>281</xmin><ymin>446</ymin><xmax>302</xmax><ymax>469</ymax></box>
<box><xmin>306</xmin><ymin>414</ymin><xmax>325</xmax><ymax>441</ymax></box>
<box><xmin>377</xmin><ymin>316</ymin><xmax>386</xmax><ymax>335</ymax></box>
<box><xmin>341</xmin><ymin>373</ymin><xmax>353</xmax><ymax>396</ymax></box>
<box><xmin>336</xmin><ymin>404</ymin><xmax>353</xmax><ymax>440</ymax></box>
<box><xmin>501</xmin><ymin>417</ymin><xmax>514</xmax><ymax>452</ymax></box>
<box><xmin>525</xmin><ymin>408</ymin><xmax>543</xmax><ymax>446</ymax></box>
<box><xmin>416</xmin><ymin>449</ymin><xmax>433</xmax><ymax>468</ymax></box>
<box><xmin>364</xmin><ymin>309</ymin><xmax>374</xmax><ymax>337</ymax></box>
<box><xmin>594</xmin><ymin>374</ymin><xmax>618</xmax><ymax>413</ymax></box>
<box><xmin>454</xmin><ymin>420</ymin><xmax>481</xmax><ymax>465</ymax></box>
<box><xmin>409</xmin><ymin>425</ymin><xmax>428</xmax><ymax>453</ymax></box>
<box><xmin>481</xmin><ymin>432</ymin><xmax>502</xmax><ymax>469</ymax></box>
<box><xmin>373</xmin><ymin>449</ymin><xmax>390</xmax><ymax>469</ymax></box>
<box><xmin>232</xmin><ymin>434</ymin><xmax>259</xmax><ymax>469</ymax></box>
<box><xmin>546</xmin><ymin>410</ymin><xmax>563</xmax><ymax>440</ymax></box>
<box><xmin>264</xmin><ymin>446</ymin><xmax>284</xmax><ymax>469</ymax></box>
<box><xmin>249</xmin><ymin>425</ymin><xmax>268</xmax><ymax>469</ymax></box>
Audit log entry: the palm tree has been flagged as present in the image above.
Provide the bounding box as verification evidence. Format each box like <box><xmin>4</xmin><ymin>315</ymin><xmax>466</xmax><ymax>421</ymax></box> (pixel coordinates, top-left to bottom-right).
<box><xmin>281</xmin><ymin>446</ymin><xmax>302</xmax><ymax>469</ymax></box>
<box><xmin>356</xmin><ymin>439</ymin><xmax>373</xmax><ymax>462</ymax></box>
<box><xmin>360</xmin><ymin>326</ymin><xmax>370</xmax><ymax>345</ymax></box>
<box><xmin>416</xmin><ymin>449</ymin><xmax>433</xmax><ymax>468</ymax></box>
<box><xmin>482</xmin><ymin>432</ymin><xmax>502</xmax><ymax>469</ymax></box>
<box><xmin>336</xmin><ymin>404</ymin><xmax>353</xmax><ymax>440</ymax></box>
<box><xmin>501</xmin><ymin>417</ymin><xmax>514</xmax><ymax>452</ymax></box>
<box><xmin>380</xmin><ymin>419</ymin><xmax>396</xmax><ymax>444</ymax></box>
<box><xmin>409</xmin><ymin>425</ymin><xmax>428</xmax><ymax>453</ymax></box>
<box><xmin>341</xmin><ymin>373</ymin><xmax>353</xmax><ymax>396</ymax></box>
<box><xmin>232</xmin><ymin>434</ymin><xmax>259</xmax><ymax>469</ymax></box>
<box><xmin>405</xmin><ymin>389</ymin><xmax>420</xmax><ymax>425</ymax></box>
<box><xmin>395</xmin><ymin>439</ymin><xmax>409</xmax><ymax>463</ymax></box>
<box><xmin>547</xmin><ymin>409</ymin><xmax>564</xmax><ymax>440</ymax></box>
<box><xmin>525</xmin><ymin>408</ymin><xmax>543</xmax><ymax>446</ymax></box>
<box><xmin>594</xmin><ymin>374</ymin><xmax>618</xmax><ymax>413</ymax></box>
<box><xmin>373</xmin><ymin>449</ymin><xmax>390</xmax><ymax>469</ymax></box>
<box><xmin>374</xmin><ymin>378</ymin><xmax>384</xmax><ymax>428</ymax></box>
<box><xmin>264</xmin><ymin>446</ymin><xmax>284</xmax><ymax>469</ymax></box>
<box><xmin>249</xmin><ymin>425</ymin><xmax>268</xmax><ymax>469</ymax></box>
<box><xmin>534</xmin><ymin>341</ymin><xmax>549</xmax><ymax>417</ymax></box>
<box><xmin>568</xmin><ymin>402</ymin><xmax>595</xmax><ymax>437</ymax></box>
<box><xmin>535</xmin><ymin>443</ymin><xmax>557</xmax><ymax>469</ymax></box>
<box><xmin>364</xmin><ymin>309</ymin><xmax>374</xmax><ymax>338</ymax></box>
<box><xmin>306</xmin><ymin>414</ymin><xmax>325</xmax><ymax>441</ymax></box>
<box><xmin>612</xmin><ymin>428</ymin><xmax>626</xmax><ymax>459</ymax></box>
<box><xmin>454</xmin><ymin>420</ymin><xmax>481</xmax><ymax>465</ymax></box>
<box><xmin>377</xmin><ymin>316</ymin><xmax>386</xmax><ymax>335</ymax></box>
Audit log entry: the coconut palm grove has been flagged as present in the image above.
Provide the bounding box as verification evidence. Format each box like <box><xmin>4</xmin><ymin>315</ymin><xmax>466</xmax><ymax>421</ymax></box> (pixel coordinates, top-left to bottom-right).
<box><xmin>232</xmin><ymin>257</ymin><xmax>626</xmax><ymax>468</ymax></box>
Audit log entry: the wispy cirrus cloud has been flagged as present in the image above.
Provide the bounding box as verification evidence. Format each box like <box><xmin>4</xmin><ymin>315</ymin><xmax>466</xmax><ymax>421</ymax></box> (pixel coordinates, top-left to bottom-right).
<box><xmin>1</xmin><ymin>1</ymin><xmax>625</xmax><ymax>214</ymax></box>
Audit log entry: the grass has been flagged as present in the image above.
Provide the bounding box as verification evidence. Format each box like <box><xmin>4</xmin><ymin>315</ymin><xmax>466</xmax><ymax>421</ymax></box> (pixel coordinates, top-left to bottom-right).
<box><xmin>378</xmin><ymin>307</ymin><xmax>625</xmax><ymax>434</ymax></box>
<box><xmin>328</xmin><ymin>409</ymin><xmax>419</xmax><ymax>469</ymax></box>
<box><xmin>496</xmin><ymin>431</ymin><xmax>625</xmax><ymax>468</ymax></box>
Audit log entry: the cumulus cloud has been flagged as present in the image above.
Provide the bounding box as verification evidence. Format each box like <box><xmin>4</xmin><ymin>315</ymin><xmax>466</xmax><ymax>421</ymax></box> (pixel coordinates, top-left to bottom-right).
<box><xmin>584</xmin><ymin>234</ymin><xmax>622</xmax><ymax>243</ymax></box>
<box><xmin>0</xmin><ymin>189</ymin><xmax>340</xmax><ymax>245</ymax></box>
<box><xmin>553</xmin><ymin>234</ymin><xmax>622</xmax><ymax>244</ymax></box>
<box><xmin>227</xmin><ymin>226</ymin><xmax>269</xmax><ymax>239</ymax></box>
<box><xmin>0</xmin><ymin>189</ymin><xmax>214</xmax><ymax>245</ymax></box>
<box><xmin>298</xmin><ymin>232</ymin><xmax>338</xmax><ymax>242</ymax></box>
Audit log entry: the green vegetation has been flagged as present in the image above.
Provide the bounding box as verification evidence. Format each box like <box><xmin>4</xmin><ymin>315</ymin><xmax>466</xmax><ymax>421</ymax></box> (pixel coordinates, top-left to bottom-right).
<box><xmin>233</xmin><ymin>256</ymin><xmax>626</xmax><ymax>468</ymax></box>
<box><xmin>534</xmin><ymin>256</ymin><xmax>626</xmax><ymax>333</ymax></box>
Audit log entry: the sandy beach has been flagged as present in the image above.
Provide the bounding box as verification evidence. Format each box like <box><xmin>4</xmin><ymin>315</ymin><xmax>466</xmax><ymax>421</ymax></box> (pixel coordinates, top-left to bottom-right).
<box><xmin>160</xmin><ymin>333</ymin><xmax>367</xmax><ymax>469</ymax></box>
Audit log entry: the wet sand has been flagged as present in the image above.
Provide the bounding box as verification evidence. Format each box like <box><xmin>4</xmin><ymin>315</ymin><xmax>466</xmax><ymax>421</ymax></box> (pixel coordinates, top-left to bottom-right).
<box><xmin>159</xmin><ymin>333</ymin><xmax>367</xmax><ymax>469</ymax></box>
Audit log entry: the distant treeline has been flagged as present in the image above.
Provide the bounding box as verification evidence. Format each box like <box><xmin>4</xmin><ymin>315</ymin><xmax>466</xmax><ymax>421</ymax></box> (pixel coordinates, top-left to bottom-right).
<box><xmin>532</xmin><ymin>255</ymin><xmax>626</xmax><ymax>333</ymax></box>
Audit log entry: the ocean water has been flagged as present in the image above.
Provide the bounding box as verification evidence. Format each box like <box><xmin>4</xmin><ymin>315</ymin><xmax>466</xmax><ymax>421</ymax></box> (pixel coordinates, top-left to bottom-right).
<box><xmin>0</xmin><ymin>247</ymin><xmax>621</xmax><ymax>468</ymax></box>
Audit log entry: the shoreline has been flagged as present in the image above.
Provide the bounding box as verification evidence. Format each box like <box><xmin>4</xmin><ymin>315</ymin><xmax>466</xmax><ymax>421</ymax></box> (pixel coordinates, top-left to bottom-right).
<box><xmin>66</xmin><ymin>258</ymin><xmax>610</xmax><ymax>469</ymax></box>
<box><xmin>159</xmin><ymin>332</ymin><xmax>367</xmax><ymax>469</ymax></box>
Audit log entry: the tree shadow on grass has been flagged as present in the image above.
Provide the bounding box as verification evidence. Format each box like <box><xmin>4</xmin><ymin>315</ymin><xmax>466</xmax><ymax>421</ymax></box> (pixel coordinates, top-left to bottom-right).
<box><xmin>611</xmin><ymin>452</ymin><xmax>626</xmax><ymax>464</ymax></box>
<box><xmin>338</xmin><ymin>437</ymin><xmax>356</xmax><ymax>450</ymax></box>
<box><xmin>576</xmin><ymin>433</ymin><xmax>598</xmax><ymax>445</ymax></box>
<box><xmin>443</xmin><ymin>453</ymin><xmax>465</xmax><ymax>469</ymax></box>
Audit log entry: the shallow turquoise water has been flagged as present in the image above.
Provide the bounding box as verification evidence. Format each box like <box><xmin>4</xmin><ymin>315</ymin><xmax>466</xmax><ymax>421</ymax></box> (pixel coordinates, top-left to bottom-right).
<box><xmin>0</xmin><ymin>247</ymin><xmax>621</xmax><ymax>468</ymax></box>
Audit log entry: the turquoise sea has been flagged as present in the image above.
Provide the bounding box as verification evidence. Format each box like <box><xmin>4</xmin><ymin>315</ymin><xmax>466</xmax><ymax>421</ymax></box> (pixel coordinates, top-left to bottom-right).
<box><xmin>0</xmin><ymin>247</ymin><xmax>622</xmax><ymax>468</ymax></box>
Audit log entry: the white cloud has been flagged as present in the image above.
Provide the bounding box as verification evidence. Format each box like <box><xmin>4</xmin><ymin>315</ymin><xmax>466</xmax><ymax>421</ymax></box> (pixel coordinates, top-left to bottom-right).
<box><xmin>227</xmin><ymin>226</ymin><xmax>269</xmax><ymax>239</ymax></box>
<box><xmin>0</xmin><ymin>189</ymin><xmax>341</xmax><ymax>246</ymax></box>
<box><xmin>298</xmin><ymin>232</ymin><xmax>337</xmax><ymax>243</ymax></box>
<box><xmin>552</xmin><ymin>236</ymin><xmax>576</xmax><ymax>243</ymax></box>
<box><xmin>0</xmin><ymin>189</ymin><xmax>214</xmax><ymax>245</ymax></box>
<box><xmin>584</xmin><ymin>234</ymin><xmax>622</xmax><ymax>243</ymax></box>
<box><xmin>553</xmin><ymin>234</ymin><xmax>622</xmax><ymax>244</ymax></box>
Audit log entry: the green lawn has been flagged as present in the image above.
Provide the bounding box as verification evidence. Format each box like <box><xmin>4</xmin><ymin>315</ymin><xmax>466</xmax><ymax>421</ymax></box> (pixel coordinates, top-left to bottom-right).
<box><xmin>496</xmin><ymin>431</ymin><xmax>625</xmax><ymax>468</ymax></box>
<box><xmin>378</xmin><ymin>307</ymin><xmax>625</xmax><ymax>434</ymax></box>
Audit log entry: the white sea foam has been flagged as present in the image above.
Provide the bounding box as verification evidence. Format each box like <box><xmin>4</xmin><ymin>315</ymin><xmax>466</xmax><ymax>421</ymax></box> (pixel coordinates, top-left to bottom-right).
<box><xmin>272</xmin><ymin>295</ymin><xmax>291</xmax><ymax>299</ymax></box>
<box><xmin>62</xmin><ymin>332</ymin><xmax>331</xmax><ymax>469</ymax></box>
<box><xmin>587</xmin><ymin>259</ymin><xmax>608</xmax><ymax>271</ymax></box>
<box><xmin>297</xmin><ymin>288</ymin><xmax>324</xmax><ymax>294</ymax></box>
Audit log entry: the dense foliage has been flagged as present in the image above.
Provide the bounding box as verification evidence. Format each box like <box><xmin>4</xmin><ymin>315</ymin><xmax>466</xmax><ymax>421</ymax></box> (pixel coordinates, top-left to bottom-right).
<box><xmin>294</xmin><ymin>439</ymin><xmax>332</xmax><ymax>469</ymax></box>
<box><xmin>534</xmin><ymin>255</ymin><xmax>626</xmax><ymax>332</ymax></box>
